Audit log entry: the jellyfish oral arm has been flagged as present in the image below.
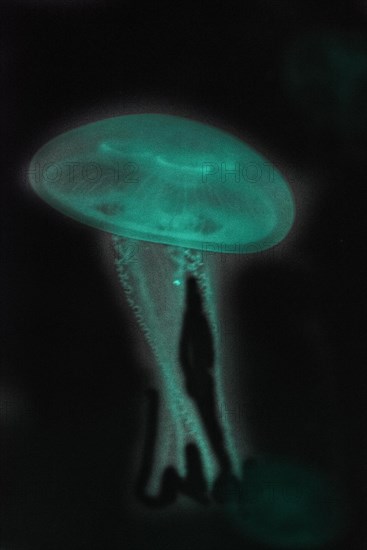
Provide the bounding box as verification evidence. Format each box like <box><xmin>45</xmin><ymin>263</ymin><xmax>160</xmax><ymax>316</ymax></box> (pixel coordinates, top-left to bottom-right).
<box><xmin>112</xmin><ymin>237</ymin><xmax>243</xmax><ymax>497</ymax></box>
<box><xmin>113</xmin><ymin>237</ymin><xmax>220</xmax><ymax>494</ymax></box>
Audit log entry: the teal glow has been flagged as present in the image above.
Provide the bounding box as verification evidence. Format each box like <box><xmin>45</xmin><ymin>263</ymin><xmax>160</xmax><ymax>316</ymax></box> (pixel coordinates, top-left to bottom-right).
<box><xmin>28</xmin><ymin>113</ymin><xmax>295</xmax><ymax>498</ymax></box>
<box><xmin>226</xmin><ymin>457</ymin><xmax>345</xmax><ymax>548</ymax></box>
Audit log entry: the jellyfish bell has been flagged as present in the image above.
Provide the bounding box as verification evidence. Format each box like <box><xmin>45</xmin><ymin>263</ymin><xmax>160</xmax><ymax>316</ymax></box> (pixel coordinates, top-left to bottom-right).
<box><xmin>28</xmin><ymin>113</ymin><xmax>295</xmax><ymax>501</ymax></box>
<box><xmin>28</xmin><ymin>113</ymin><xmax>294</xmax><ymax>252</ymax></box>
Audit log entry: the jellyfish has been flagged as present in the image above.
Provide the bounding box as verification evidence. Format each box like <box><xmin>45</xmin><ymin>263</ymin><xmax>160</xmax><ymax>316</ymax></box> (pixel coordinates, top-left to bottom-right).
<box><xmin>28</xmin><ymin>113</ymin><xmax>295</xmax><ymax>501</ymax></box>
<box><xmin>281</xmin><ymin>29</ymin><xmax>367</xmax><ymax>141</ymax></box>
<box><xmin>227</xmin><ymin>456</ymin><xmax>346</xmax><ymax>548</ymax></box>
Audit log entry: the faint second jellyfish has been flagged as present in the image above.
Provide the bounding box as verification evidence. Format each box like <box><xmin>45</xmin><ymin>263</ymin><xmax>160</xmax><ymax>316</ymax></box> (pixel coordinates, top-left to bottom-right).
<box><xmin>226</xmin><ymin>456</ymin><xmax>347</xmax><ymax>548</ymax></box>
<box><xmin>281</xmin><ymin>29</ymin><xmax>367</xmax><ymax>143</ymax></box>
<box><xmin>28</xmin><ymin>113</ymin><xmax>295</xmax><ymax>501</ymax></box>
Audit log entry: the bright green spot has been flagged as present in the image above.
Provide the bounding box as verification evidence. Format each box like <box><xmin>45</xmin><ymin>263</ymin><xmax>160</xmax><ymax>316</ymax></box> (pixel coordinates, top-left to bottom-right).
<box><xmin>28</xmin><ymin>114</ymin><xmax>294</xmax><ymax>252</ymax></box>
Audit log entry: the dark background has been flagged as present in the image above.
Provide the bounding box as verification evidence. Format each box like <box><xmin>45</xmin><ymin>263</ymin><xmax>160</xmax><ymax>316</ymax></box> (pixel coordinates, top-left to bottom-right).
<box><xmin>1</xmin><ymin>1</ymin><xmax>366</xmax><ymax>549</ymax></box>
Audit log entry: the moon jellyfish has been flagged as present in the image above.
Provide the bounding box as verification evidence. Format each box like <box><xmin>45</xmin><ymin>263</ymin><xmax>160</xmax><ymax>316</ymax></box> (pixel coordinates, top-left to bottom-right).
<box><xmin>28</xmin><ymin>113</ymin><xmax>295</xmax><ymax>501</ymax></box>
